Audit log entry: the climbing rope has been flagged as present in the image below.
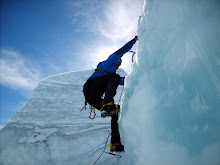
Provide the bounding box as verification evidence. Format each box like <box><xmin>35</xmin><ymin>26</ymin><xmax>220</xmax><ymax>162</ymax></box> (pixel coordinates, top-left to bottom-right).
<box><xmin>93</xmin><ymin>129</ymin><xmax>111</xmax><ymax>165</ymax></box>
<box><xmin>118</xmin><ymin>85</ymin><xmax>124</xmax><ymax>105</ymax></box>
<box><xmin>93</xmin><ymin>85</ymin><xmax>124</xmax><ymax>165</ymax></box>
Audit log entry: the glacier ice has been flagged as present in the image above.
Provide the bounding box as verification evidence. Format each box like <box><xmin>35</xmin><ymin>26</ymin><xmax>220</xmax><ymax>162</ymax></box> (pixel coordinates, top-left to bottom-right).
<box><xmin>120</xmin><ymin>0</ymin><xmax>220</xmax><ymax>165</ymax></box>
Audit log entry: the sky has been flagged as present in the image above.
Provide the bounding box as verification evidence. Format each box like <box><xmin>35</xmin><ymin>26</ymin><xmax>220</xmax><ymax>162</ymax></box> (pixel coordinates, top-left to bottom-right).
<box><xmin>0</xmin><ymin>0</ymin><xmax>144</xmax><ymax>128</ymax></box>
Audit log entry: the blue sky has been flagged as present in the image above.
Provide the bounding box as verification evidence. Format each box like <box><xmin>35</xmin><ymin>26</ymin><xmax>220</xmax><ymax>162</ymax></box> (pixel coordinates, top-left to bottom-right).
<box><xmin>0</xmin><ymin>0</ymin><xmax>143</xmax><ymax>128</ymax></box>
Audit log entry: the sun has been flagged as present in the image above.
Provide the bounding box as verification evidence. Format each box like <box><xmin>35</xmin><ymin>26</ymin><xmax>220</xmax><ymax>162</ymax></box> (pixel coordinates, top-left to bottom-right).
<box><xmin>96</xmin><ymin>46</ymin><xmax>118</xmax><ymax>62</ymax></box>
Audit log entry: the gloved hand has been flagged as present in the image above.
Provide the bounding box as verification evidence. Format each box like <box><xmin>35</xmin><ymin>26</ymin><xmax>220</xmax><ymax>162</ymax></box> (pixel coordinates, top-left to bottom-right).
<box><xmin>120</xmin><ymin>77</ymin><xmax>125</xmax><ymax>85</ymax></box>
<box><xmin>135</xmin><ymin>36</ymin><xmax>138</xmax><ymax>41</ymax></box>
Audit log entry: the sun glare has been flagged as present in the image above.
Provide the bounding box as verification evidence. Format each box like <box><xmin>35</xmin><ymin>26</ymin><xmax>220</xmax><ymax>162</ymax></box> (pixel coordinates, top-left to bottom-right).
<box><xmin>96</xmin><ymin>47</ymin><xmax>118</xmax><ymax>62</ymax></box>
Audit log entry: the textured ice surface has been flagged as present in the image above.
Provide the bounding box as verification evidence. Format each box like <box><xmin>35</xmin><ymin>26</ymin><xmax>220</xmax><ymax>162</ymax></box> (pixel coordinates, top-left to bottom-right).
<box><xmin>120</xmin><ymin>0</ymin><xmax>220</xmax><ymax>165</ymax></box>
<box><xmin>0</xmin><ymin>69</ymin><xmax>126</xmax><ymax>165</ymax></box>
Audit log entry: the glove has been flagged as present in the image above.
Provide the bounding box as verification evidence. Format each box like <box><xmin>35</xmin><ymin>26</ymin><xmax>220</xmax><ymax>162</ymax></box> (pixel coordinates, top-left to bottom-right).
<box><xmin>120</xmin><ymin>77</ymin><xmax>125</xmax><ymax>85</ymax></box>
<box><xmin>135</xmin><ymin>36</ymin><xmax>138</xmax><ymax>41</ymax></box>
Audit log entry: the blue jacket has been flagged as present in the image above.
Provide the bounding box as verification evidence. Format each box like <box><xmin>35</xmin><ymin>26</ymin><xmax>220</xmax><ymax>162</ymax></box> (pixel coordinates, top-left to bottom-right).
<box><xmin>88</xmin><ymin>38</ymin><xmax>137</xmax><ymax>85</ymax></box>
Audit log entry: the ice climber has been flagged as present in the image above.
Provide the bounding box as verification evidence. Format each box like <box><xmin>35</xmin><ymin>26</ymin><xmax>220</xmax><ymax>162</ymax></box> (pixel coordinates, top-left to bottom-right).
<box><xmin>83</xmin><ymin>36</ymin><xmax>138</xmax><ymax>152</ymax></box>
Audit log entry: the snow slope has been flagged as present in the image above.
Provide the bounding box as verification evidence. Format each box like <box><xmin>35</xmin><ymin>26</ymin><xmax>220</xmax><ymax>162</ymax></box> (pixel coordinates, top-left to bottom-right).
<box><xmin>119</xmin><ymin>0</ymin><xmax>220</xmax><ymax>165</ymax></box>
<box><xmin>0</xmin><ymin>69</ymin><xmax>126</xmax><ymax>165</ymax></box>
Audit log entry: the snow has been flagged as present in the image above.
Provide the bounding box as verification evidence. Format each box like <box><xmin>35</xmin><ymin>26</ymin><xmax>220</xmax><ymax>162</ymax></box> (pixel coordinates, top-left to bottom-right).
<box><xmin>1</xmin><ymin>0</ymin><xmax>220</xmax><ymax>164</ymax></box>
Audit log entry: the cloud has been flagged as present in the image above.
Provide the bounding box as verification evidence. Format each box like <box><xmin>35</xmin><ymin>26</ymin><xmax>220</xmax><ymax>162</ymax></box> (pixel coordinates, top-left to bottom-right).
<box><xmin>68</xmin><ymin>0</ymin><xmax>143</xmax><ymax>42</ymax></box>
<box><xmin>0</xmin><ymin>49</ymin><xmax>41</xmax><ymax>91</ymax></box>
<box><xmin>68</xmin><ymin>0</ymin><xmax>105</xmax><ymax>32</ymax></box>
<box><xmin>97</xmin><ymin>0</ymin><xmax>143</xmax><ymax>41</ymax></box>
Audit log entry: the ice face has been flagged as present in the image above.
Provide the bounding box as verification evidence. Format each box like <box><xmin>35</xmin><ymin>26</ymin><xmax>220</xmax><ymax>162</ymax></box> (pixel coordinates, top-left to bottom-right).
<box><xmin>120</xmin><ymin>0</ymin><xmax>220</xmax><ymax>165</ymax></box>
<box><xmin>0</xmin><ymin>69</ymin><xmax>126</xmax><ymax>165</ymax></box>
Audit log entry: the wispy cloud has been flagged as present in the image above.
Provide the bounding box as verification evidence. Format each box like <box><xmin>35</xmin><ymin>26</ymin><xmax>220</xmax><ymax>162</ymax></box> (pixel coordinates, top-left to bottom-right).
<box><xmin>98</xmin><ymin>0</ymin><xmax>143</xmax><ymax>41</ymax></box>
<box><xmin>68</xmin><ymin>0</ymin><xmax>105</xmax><ymax>32</ymax></box>
<box><xmin>68</xmin><ymin>0</ymin><xmax>143</xmax><ymax>42</ymax></box>
<box><xmin>0</xmin><ymin>49</ymin><xmax>41</xmax><ymax>91</ymax></box>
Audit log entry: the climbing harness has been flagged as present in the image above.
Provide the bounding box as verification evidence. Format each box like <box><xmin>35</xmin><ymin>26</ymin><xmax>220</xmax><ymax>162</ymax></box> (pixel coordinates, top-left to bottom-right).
<box><xmin>95</xmin><ymin>67</ymin><xmax>114</xmax><ymax>75</ymax></box>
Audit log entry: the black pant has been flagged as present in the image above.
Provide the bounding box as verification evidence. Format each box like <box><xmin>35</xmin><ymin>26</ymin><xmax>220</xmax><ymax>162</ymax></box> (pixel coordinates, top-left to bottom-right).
<box><xmin>83</xmin><ymin>74</ymin><xmax>121</xmax><ymax>144</ymax></box>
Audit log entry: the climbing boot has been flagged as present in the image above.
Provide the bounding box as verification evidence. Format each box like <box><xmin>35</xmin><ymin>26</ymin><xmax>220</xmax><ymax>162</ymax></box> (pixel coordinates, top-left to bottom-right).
<box><xmin>110</xmin><ymin>143</ymin><xmax>124</xmax><ymax>152</ymax></box>
<box><xmin>100</xmin><ymin>102</ymin><xmax>120</xmax><ymax>118</ymax></box>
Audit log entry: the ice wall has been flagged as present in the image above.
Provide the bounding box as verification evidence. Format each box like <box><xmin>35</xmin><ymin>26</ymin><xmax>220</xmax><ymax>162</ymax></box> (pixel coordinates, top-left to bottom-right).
<box><xmin>120</xmin><ymin>0</ymin><xmax>220</xmax><ymax>165</ymax></box>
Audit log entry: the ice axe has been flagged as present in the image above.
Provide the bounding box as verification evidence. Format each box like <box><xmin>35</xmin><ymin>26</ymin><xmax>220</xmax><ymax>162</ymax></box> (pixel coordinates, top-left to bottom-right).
<box><xmin>129</xmin><ymin>51</ymin><xmax>136</xmax><ymax>63</ymax></box>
